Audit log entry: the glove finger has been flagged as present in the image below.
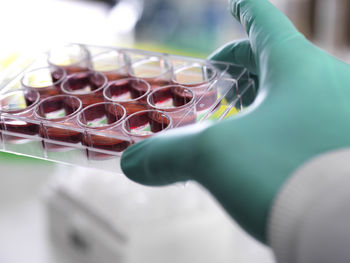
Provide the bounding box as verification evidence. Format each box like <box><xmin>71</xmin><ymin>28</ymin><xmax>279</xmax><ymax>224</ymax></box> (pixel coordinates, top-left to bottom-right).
<box><xmin>209</xmin><ymin>39</ymin><xmax>257</xmax><ymax>75</ymax></box>
<box><xmin>230</xmin><ymin>0</ymin><xmax>306</xmax><ymax>68</ymax></box>
<box><xmin>209</xmin><ymin>39</ymin><xmax>259</xmax><ymax>107</ymax></box>
<box><xmin>121</xmin><ymin>123</ymin><xmax>210</xmax><ymax>186</ymax></box>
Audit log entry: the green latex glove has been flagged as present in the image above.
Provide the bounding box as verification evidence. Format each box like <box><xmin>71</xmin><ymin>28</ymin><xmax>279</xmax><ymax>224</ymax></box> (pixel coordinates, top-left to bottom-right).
<box><xmin>121</xmin><ymin>0</ymin><xmax>350</xmax><ymax>243</ymax></box>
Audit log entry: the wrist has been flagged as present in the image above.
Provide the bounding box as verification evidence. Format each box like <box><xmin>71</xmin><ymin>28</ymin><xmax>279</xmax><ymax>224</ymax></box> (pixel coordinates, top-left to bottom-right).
<box><xmin>268</xmin><ymin>148</ymin><xmax>350</xmax><ymax>263</ymax></box>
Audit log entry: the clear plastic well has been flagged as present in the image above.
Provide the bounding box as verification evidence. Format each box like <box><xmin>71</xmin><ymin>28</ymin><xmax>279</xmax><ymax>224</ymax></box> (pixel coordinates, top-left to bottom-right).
<box><xmin>0</xmin><ymin>44</ymin><xmax>256</xmax><ymax>173</ymax></box>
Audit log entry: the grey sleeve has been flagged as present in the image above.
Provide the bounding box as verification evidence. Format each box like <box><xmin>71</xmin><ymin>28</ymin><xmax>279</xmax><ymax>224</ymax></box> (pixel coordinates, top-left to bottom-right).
<box><xmin>268</xmin><ymin>148</ymin><xmax>350</xmax><ymax>263</ymax></box>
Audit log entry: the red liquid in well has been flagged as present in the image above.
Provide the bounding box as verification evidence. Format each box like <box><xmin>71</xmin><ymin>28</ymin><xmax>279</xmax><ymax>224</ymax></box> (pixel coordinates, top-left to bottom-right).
<box><xmin>0</xmin><ymin>94</ymin><xmax>40</xmax><ymax>139</ymax></box>
<box><xmin>2</xmin><ymin>121</ymin><xmax>39</xmax><ymax>136</ymax></box>
<box><xmin>150</xmin><ymin>115</ymin><xmax>170</xmax><ymax>132</ymax></box>
<box><xmin>128</xmin><ymin>111</ymin><xmax>171</xmax><ymax>134</ymax></box>
<box><xmin>121</xmin><ymin>102</ymin><xmax>148</xmax><ymax>115</ymax></box>
<box><xmin>104</xmin><ymin>71</ymin><xmax>128</xmax><ymax>81</ymax></box>
<box><xmin>172</xmin><ymin>87</ymin><xmax>193</xmax><ymax>107</ymax></box>
<box><xmin>40</xmin><ymin>98</ymin><xmax>78</xmax><ymax>117</ymax></box>
<box><xmin>147</xmin><ymin>79</ymin><xmax>170</xmax><ymax>90</ymax></box>
<box><xmin>49</xmin><ymin>68</ymin><xmax>66</xmax><ymax>95</ymax></box>
<box><xmin>41</xmin><ymin>126</ymin><xmax>82</xmax><ymax>151</ymax></box>
<box><xmin>63</xmin><ymin>72</ymin><xmax>105</xmax><ymax>107</ymax></box>
<box><xmin>65</xmin><ymin>72</ymin><xmax>103</xmax><ymax>93</ymax></box>
<box><xmin>80</xmin><ymin>96</ymin><xmax>104</xmax><ymax>107</ymax></box>
<box><xmin>80</xmin><ymin>103</ymin><xmax>124</xmax><ymax>126</ymax></box>
<box><xmin>84</xmin><ymin>133</ymin><xmax>131</xmax><ymax>159</ymax></box>
<box><xmin>150</xmin><ymin>86</ymin><xmax>196</xmax><ymax>126</ymax></box>
<box><xmin>192</xmin><ymin>87</ymin><xmax>217</xmax><ymax>112</ymax></box>
<box><xmin>1</xmin><ymin>118</ymin><xmax>39</xmax><ymax>145</ymax></box>
<box><xmin>41</xmin><ymin>126</ymin><xmax>82</xmax><ymax>144</ymax></box>
<box><xmin>79</xmin><ymin>102</ymin><xmax>126</xmax><ymax>131</ymax></box>
<box><xmin>36</xmin><ymin>96</ymin><xmax>82</xmax><ymax>150</ymax></box>
<box><xmin>79</xmin><ymin>103</ymin><xmax>129</xmax><ymax>159</ymax></box>
<box><xmin>51</xmin><ymin>70</ymin><xmax>63</xmax><ymax>82</ymax></box>
<box><xmin>105</xmin><ymin>79</ymin><xmax>149</xmax><ymax>114</ymax></box>
<box><xmin>107</xmin><ymin>79</ymin><xmax>146</xmax><ymax>101</ymax></box>
<box><xmin>85</xmin><ymin>134</ymin><xmax>130</xmax><ymax>151</ymax></box>
<box><xmin>151</xmin><ymin>86</ymin><xmax>193</xmax><ymax>107</ymax></box>
<box><xmin>62</xmin><ymin>66</ymin><xmax>90</xmax><ymax>75</ymax></box>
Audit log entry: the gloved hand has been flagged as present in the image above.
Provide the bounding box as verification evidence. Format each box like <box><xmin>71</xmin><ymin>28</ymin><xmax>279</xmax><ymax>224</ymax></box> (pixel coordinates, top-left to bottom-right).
<box><xmin>121</xmin><ymin>0</ymin><xmax>350</xmax><ymax>243</ymax></box>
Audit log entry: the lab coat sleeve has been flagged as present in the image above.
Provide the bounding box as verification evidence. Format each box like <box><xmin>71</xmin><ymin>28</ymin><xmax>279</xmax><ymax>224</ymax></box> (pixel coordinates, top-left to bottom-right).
<box><xmin>268</xmin><ymin>148</ymin><xmax>350</xmax><ymax>263</ymax></box>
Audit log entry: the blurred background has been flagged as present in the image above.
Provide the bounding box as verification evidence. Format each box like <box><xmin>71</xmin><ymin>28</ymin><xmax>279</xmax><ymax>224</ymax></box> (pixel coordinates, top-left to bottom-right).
<box><xmin>1</xmin><ymin>0</ymin><xmax>350</xmax><ymax>262</ymax></box>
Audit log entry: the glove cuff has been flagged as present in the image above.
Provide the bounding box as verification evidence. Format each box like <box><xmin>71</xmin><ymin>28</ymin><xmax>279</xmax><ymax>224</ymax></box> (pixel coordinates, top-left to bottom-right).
<box><xmin>267</xmin><ymin>148</ymin><xmax>350</xmax><ymax>263</ymax></box>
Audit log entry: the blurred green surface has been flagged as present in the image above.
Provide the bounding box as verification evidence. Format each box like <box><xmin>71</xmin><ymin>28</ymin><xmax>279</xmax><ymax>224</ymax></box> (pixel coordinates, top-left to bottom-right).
<box><xmin>132</xmin><ymin>43</ymin><xmax>208</xmax><ymax>58</ymax></box>
<box><xmin>0</xmin><ymin>152</ymin><xmax>51</xmax><ymax>164</ymax></box>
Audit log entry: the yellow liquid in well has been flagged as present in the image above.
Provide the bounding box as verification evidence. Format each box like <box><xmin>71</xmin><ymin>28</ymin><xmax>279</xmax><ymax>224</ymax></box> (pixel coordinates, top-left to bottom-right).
<box><xmin>26</xmin><ymin>69</ymin><xmax>54</xmax><ymax>88</ymax></box>
<box><xmin>57</xmin><ymin>57</ymin><xmax>80</xmax><ymax>66</ymax></box>
<box><xmin>1</xmin><ymin>93</ymin><xmax>27</xmax><ymax>111</ymax></box>
<box><xmin>93</xmin><ymin>62</ymin><xmax>121</xmax><ymax>72</ymax></box>
<box><xmin>134</xmin><ymin>61</ymin><xmax>163</xmax><ymax>78</ymax></box>
<box><xmin>28</xmin><ymin>74</ymin><xmax>53</xmax><ymax>88</ymax></box>
<box><xmin>176</xmin><ymin>72</ymin><xmax>204</xmax><ymax>84</ymax></box>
